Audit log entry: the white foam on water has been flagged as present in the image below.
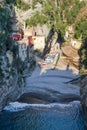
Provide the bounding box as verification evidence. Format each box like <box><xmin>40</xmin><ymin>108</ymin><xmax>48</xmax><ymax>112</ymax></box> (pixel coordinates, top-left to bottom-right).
<box><xmin>3</xmin><ymin>102</ymin><xmax>29</xmax><ymax>112</ymax></box>
<box><xmin>3</xmin><ymin>101</ymin><xmax>81</xmax><ymax>112</ymax></box>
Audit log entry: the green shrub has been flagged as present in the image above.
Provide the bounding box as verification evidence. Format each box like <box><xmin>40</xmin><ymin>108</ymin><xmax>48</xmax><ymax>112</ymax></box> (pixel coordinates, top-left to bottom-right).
<box><xmin>74</xmin><ymin>18</ymin><xmax>87</xmax><ymax>39</ymax></box>
<box><xmin>25</xmin><ymin>11</ymin><xmax>48</xmax><ymax>27</ymax></box>
<box><xmin>15</xmin><ymin>0</ymin><xmax>30</xmax><ymax>11</ymax></box>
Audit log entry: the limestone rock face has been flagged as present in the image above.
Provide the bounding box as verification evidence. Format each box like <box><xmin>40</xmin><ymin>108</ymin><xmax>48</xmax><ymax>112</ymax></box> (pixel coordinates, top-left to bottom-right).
<box><xmin>0</xmin><ymin>0</ymin><xmax>38</xmax><ymax>111</ymax></box>
<box><xmin>80</xmin><ymin>76</ymin><xmax>87</xmax><ymax>127</ymax></box>
<box><xmin>61</xmin><ymin>45</ymin><xmax>80</xmax><ymax>70</ymax></box>
<box><xmin>0</xmin><ymin>2</ymin><xmax>33</xmax><ymax>111</ymax></box>
<box><xmin>6</xmin><ymin>51</ymin><xmax>13</xmax><ymax>65</ymax></box>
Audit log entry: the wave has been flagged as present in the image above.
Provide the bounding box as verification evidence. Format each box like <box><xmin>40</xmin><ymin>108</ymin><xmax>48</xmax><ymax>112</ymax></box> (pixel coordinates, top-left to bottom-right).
<box><xmin>3</xmin><ymin>101</ymin><xmax>81</xmax><ymax>112</ymax></box>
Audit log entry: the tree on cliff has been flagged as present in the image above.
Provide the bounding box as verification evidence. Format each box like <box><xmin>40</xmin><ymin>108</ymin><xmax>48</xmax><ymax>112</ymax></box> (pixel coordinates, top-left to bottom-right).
<box><xmin>5</xmin><ymin>0</ymin><xmax>87</xmax><ymax>74</ymax></box>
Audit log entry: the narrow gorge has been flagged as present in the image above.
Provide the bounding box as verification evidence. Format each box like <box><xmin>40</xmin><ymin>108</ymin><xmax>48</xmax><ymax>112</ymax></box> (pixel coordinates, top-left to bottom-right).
<box><xmin>0</xmin><ymin>0</ymin><xmax>87</xmax><ymax>130</ymax></box>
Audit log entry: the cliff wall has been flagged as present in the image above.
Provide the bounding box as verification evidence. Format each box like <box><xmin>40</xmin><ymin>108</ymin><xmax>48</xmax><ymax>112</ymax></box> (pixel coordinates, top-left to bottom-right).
<box><xmin>80</xmin><ymin>76</ymin><xmax>87</xmax><ymax>127</ymax></box>
<box><xmin>0</xmin><ymin>2</ymin><xmax>35</xmax><ymax>110</ymax></box>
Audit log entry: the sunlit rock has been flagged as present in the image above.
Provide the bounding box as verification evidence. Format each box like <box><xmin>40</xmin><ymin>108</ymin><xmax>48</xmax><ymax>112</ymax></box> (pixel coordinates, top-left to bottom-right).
<box><xmin>6</xmin><ymin>51</ymin><xmax>13</xmax><ymax>65</ymax></box>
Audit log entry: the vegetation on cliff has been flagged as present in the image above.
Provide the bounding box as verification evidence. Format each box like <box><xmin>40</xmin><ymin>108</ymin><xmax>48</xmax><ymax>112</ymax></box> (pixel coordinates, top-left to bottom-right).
<box><xmin>24</xmin><ymin>0</ymin><xmax>87</xmax><ymax>73</ymax></box>
<box><xmin>7</xmin><ymin>0</ymin><xmax>87</xmax><ymax>38</ymax></box>
<box><xmin>4</xmin><ymin>0</ymin><xmax>87</xmax><ymax>74</ymax></box>
<box><xmin>0</xmin><ymin>2</ymin><xmax>23</xmax><ymax>85</ymax></box>
<box><xmin>0</xmin><ymin>3</ymin><xmax>13</xmax><ymax>81</ymax></box>
<box><xmin>24</xmin><ymin>0</ymin><xmax>86</xmax><ymax>37</ymax></box>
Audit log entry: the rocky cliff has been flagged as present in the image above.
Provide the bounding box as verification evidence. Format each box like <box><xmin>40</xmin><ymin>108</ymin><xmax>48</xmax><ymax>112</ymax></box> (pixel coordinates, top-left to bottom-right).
<box><xmin>0</xmin><ymin>2</ymin><xmax>22</xmax><ymax>110</ymax></box>
<box><xmin>0</xmin><ymin>2</ymin><xmax>35</xmax><ymax>111</ymax></box>
<box><xmin>80</xmin><ymin>76</ymin><xmax>87</xmax><ymax>127</ymax></box>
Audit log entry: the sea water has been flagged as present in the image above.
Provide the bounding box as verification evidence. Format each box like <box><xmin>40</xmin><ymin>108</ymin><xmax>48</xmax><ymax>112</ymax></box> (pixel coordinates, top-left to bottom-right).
<box><xmin>0</xmin><ymin>101</ymin><xmax>86</xmax><ymax>130</ymax></box>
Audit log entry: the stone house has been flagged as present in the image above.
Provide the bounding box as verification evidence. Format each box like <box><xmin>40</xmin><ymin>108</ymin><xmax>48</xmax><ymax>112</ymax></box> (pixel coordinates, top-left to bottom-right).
<box><xmin>28</xmin><ymin>35</ymin><xmax>45</xmax><ymax>52</ymax></box>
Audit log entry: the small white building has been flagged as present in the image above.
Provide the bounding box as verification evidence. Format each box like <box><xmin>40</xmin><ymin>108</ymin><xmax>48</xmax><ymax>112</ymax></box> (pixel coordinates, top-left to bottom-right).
<box><xmin>70</xmin><ymin>39</ymin><xmax>82</xmax><ymax>49</ymax></box>
<box><xmin>28</xmin><ymin>35</ymin><xmax>45</xmax><ymax>52</ymax></box>
<box><xmin>33</xmin><ymin>36</ymin><xmax>45</xmax><ymax>52</ymax></box>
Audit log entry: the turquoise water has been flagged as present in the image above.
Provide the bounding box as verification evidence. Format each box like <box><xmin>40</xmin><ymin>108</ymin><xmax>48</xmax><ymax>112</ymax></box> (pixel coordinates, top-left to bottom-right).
<box><xmin>0</xmin><ymin>102</ymin><xmax>86</xmax><ymax>130</ymax></box>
